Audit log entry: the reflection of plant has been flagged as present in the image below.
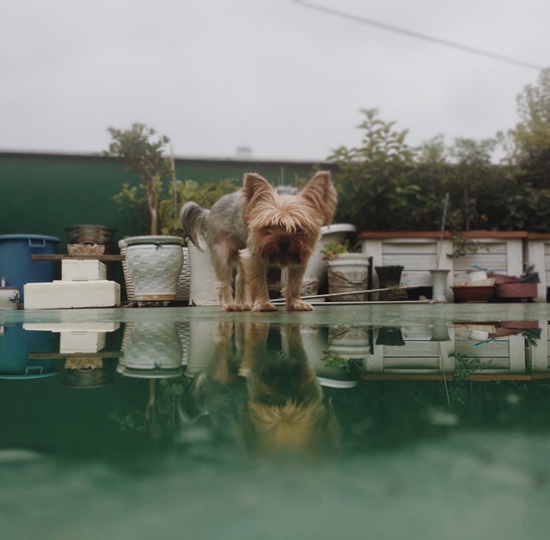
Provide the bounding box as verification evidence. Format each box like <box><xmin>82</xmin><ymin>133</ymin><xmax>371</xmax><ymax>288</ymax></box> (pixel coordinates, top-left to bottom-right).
<box><xmin>450</xmin><ymin>352</ymin><xmax>491</xmax><ymax>378</ymax></box>
<box><xmin>322</xmin><ymin>354</ymin><xmax>361</xmax><ymax>373</ymax></box>
<box><xmin>109</xmin><ymin>376</ymin><xmax>189</xmax><ymax>442</ymax></box>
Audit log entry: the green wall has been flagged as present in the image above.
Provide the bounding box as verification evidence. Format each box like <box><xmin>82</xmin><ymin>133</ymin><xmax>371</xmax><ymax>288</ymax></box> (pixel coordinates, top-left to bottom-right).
<box><xmin>0</xmin><ymin>152</ymin><xmax>329</xmax><ymax>246</ymax></box>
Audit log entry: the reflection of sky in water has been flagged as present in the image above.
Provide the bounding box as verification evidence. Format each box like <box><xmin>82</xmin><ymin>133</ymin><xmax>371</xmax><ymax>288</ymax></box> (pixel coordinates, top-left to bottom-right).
<box><xmin>1</xmin><ymin>317</ymin><xmax>549</xmax><ymax>539</ymax></box>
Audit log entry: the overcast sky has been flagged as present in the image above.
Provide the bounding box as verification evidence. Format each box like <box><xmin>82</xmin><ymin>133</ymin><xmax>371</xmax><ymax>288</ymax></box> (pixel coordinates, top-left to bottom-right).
<box><xmin>1</xmin><ymin>0</ymin><xmax>548</xmax><ymax>162</ymax></box>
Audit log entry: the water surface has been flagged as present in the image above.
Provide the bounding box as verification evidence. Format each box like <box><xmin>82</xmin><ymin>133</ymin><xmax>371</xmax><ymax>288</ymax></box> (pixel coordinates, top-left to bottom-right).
<box><xmin>1</xmin><ymin>305</ymin><xmax>549</xmax><ymax>539</ymax></box>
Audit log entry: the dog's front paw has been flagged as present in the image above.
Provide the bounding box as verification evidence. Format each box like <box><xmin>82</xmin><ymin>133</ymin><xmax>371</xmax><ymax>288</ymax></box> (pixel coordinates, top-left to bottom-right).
<box><xmin>224</xmin><ymin>302</ymin><xmax>252</xmax><ymax>312</ymax></box>
<box><xmin>286</xmin><ymin>300</ymin><xmax>314</xmax><ymax>312</ymax></box>
<box><xmin>251</xmin><ymin>302</ymin><xmax>278</xmax><ymax>312</ymax></box>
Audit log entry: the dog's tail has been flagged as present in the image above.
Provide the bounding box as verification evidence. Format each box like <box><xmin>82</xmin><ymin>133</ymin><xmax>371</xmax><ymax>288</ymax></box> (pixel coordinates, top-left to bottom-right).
<box><xmin>180</xmin><ymin>202</ymin><xmax>209</xmax><ymax>251</ymax></box>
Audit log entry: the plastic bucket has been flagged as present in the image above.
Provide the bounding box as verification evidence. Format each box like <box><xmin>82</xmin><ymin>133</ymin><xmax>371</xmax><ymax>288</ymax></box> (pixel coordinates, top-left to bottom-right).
<box><xmin>0</xmin><ymin>235</ymin><xmax>60</xmax><ymax>302</ymax></box>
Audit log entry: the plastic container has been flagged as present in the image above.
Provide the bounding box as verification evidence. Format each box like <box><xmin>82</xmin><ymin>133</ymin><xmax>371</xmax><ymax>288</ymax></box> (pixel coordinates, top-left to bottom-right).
<box><xmin>0</xmin><ymin>325</ymin><xmax>56</xmax><ymax>379</ymax></box>
<box><xmin>0</xmin><ymin>234</ymin><xmax>60</xmax><ymax>302</ymax></box>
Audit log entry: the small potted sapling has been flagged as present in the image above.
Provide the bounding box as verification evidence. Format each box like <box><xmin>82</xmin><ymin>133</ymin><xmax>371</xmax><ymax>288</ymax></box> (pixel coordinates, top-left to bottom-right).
<box><xmin>105</xmin><ymin>123</ymin><xmax>184</xmax><ymax>302</ymax></box>
<box><xmin>321</xmin><ymin>240</ymin><xmax>370</xmax><ymax>301</ymax></box>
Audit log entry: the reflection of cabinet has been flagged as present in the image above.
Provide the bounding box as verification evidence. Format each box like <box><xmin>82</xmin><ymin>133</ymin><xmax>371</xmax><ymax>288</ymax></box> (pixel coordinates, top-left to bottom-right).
<box><xmin>527</xmin><ymin>320</ymin><xmax>550</xmax><ymax>373</ymax></box>
<box><xmin>453</xmin><ymin>325</ymin><xmax>525</xmax><ymax>374</ymax></box>
<box><xmin>362</xmin><ymin>321</ymin><xmax>543</xmax><ymax>380</ymax></box>
<box><xmin>365</xmin><ymin>324</ymin><xmax>455</xmax><ymax>375</ymax></box>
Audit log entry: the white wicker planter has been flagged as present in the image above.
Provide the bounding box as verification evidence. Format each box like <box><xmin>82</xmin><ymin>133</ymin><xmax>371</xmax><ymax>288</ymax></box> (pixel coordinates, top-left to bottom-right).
<box><xmin>121</xmin><ymin>236</ymin><xmax>184</xmax><ymax>302</ymax></box>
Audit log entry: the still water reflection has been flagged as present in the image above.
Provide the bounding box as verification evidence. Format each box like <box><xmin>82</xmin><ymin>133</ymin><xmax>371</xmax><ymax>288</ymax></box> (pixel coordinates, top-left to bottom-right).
<box><xmin>1</xmin><ymin>318</ymin><xmax>549</xmax><ymax>462</ymax></box>
<box><xmin>2</xmin><ymin>315</ymin><xmax>550</xmax><ymax>539</ymax></box>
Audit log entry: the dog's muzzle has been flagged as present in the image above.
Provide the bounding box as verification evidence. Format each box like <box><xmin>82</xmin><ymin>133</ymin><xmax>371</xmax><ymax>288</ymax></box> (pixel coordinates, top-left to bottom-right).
<box><xmin>277</xmin><ymin>237</ymin><xmax>291</xmax><ymax>253</ymax></box>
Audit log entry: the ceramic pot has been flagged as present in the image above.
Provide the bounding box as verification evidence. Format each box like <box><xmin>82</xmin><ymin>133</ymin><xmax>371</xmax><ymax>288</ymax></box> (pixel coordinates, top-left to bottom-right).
<box><xmin>65</xmin><ymin>225</ymin><xmax>116</xmax><ymax>246</ymax></box>
<box><xmin>327</xmin><ymin>253</ymin><xmax>370</xmax><ymax>301</ymax></box>
<box><xmin>304</xmin><ymin>223</ymin><xmax>357</xmax><ymax>289</ymax></box>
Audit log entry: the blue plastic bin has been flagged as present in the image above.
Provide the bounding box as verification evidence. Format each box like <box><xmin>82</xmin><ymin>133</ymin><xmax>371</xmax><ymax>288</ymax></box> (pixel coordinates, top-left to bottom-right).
<box><xmin>0</xmin><ymin>325</ymin><xmax>56</xmax><ymax>379</ymax></box>
<box><xmin>0</xmin><ymin>234</ymin><xmax>60</xmax><ymax>303</ymax></box>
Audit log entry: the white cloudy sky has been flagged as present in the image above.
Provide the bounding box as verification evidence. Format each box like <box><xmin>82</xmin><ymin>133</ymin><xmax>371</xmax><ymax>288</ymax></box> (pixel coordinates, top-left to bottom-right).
<box><xmin>1</xmin><ymin>0</ymin><xmax>548</xmax><ymax>161</ymax></box>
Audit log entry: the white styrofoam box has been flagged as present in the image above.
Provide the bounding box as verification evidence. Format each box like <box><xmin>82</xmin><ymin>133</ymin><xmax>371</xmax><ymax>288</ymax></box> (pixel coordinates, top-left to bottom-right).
<box><xmin>24</xmin><ymin>280</ymin><xmax>121</xmax><ymax>309</ymax></box>
<box><xmin>59</xmin><ymin>331</ymin><xmax>106</xmax><ymax>353</ymax></box>
<box><xmin>62</xmin><ymin>259</ymin><xmax>107</xmax><ymax>281</ymax></box>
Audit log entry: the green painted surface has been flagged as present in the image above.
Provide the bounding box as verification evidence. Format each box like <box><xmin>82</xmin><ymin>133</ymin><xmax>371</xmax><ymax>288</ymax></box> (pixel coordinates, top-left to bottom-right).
<box><xmin>0</xmin><ymin>152</ymin><xmax>327</xmax><ymax>245</ymax></box>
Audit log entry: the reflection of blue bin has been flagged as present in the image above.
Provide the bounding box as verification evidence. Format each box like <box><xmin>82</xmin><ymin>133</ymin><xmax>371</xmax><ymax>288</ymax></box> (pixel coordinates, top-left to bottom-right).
<box><xmin>0</xmin><ymin>325</ymin><xmax>56</xmax><ymax>379</ymax></box>
<box><xmin>0</xmin><ymin>235</ymin><xmax>60</xmax><ymax>302</ymax></box>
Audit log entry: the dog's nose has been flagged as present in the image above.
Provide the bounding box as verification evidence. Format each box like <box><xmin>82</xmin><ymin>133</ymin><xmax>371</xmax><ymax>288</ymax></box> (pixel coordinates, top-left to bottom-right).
<box><xmin>277</xmin><ymin>237</ymin><xmax>291</xmax><ymax>252</ymax></box>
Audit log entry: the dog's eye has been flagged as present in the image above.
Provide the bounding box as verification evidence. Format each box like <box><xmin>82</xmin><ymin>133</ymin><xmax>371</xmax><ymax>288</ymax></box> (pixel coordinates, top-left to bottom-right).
<box><xmin>295</xmin><ymin>226</ymin><xmax>304</xmax><ymax>237</ymax></box>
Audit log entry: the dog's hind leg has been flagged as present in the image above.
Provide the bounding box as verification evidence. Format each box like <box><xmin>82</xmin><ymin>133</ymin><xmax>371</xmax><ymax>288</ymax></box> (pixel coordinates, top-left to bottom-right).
<box><xmin>211</xmin><ymin>243</ymin><xmax>246</xmax><ymax>311</ymax></box>
<box><xmin>234</xmin><ymin>259</ymin><xmax>252</xmax><ymax>311</ymax></box>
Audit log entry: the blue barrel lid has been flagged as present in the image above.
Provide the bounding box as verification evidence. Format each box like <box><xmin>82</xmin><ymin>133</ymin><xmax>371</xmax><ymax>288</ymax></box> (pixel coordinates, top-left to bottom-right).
<box><xmin>0</xmin><ymin>234</ymin><xmax>60</xmax><ymax>242</ymax></box>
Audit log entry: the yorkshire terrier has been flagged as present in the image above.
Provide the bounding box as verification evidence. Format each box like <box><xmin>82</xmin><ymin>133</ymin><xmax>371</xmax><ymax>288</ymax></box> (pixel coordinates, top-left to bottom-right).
<box><xmin>180</xmin><ymin>171</ymin><xmax>337</xmax><ymax>311</ymax></box>
<box><xmin>180</xmin><ymin>321</ymin><xmax>340</xmax><ymax>458</ymax></box>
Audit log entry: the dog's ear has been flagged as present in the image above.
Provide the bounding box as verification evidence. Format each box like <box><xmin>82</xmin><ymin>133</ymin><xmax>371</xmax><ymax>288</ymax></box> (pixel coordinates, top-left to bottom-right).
<box><xmin>300</xmin><ymin>171</ymin><xmax>338</xmax><ymax>226</ymax></box>
<box><xmin>242</xmin><ymin>173</ymin><xmax>275</xmax><ymax>226</ymax></box>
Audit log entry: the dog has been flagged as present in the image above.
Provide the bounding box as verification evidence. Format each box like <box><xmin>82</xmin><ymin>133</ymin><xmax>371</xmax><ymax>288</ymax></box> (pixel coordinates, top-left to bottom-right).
<box><xmin>180</xmin><ymin>171</ymin><xmax>337</xmax><ymax>311</ymax></box>
<box><xmin>180</xmin><ymin>321</ymin><xmax>340</xmax><ymax>459</ymax></box>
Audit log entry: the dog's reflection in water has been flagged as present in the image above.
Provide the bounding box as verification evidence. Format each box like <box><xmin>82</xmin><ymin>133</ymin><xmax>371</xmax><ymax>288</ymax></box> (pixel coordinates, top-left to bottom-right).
<box><xmin>181</xmin><ymin>322</ymin><xmax>339</xmax><ymax>459</ymax></box>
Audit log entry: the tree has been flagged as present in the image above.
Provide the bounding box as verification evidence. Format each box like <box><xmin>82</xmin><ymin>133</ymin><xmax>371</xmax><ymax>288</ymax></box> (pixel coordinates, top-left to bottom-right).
<box><xmin>105</xmin><ymin>124</ymin><xmax>174</xmax><ymax>236</ymax></box>
<box><xmin>448</xmin><ymin>137</ymin><xmax>497</xmax><ymax>231</ymax></box>
<box><xmin>506</xmin><ymin>68</ymin><xmax>550</xmax><ymax>186</ymax></box>
<box><xmin>327</xmin><ymin>108</ymin><xmax>418</xmax><ymax>231</ymax></box>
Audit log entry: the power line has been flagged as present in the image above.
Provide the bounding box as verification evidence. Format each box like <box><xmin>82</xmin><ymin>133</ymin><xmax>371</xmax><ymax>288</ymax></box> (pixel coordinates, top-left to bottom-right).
<box><xmin>295</xmin><ymin>0</ymin><xmax>544</xmax><ymax>71</ymax></box>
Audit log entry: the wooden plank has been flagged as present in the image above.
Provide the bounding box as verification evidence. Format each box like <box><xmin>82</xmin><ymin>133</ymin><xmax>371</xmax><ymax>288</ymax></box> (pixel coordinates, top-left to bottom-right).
<box><xmin>359</xmin><ymin>373</ymin><xmax>539</xmax><ymax>381</ymax></box>
<box><xmin>28</xmin><ymin>352</ymin><xmax>123</xmax><ymax>359</ymax></box>
<box><xmin>31</xmin><ymin>254</ymin><xmax>125</xmax><ymax>261</ymax></box>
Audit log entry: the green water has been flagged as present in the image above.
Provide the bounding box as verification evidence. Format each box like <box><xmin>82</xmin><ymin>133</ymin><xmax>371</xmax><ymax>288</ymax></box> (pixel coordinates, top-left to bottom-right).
<box><xmin>1</xmin><ymin>305</ymin><xmax>550</xmax><ymax>539</ymax></box>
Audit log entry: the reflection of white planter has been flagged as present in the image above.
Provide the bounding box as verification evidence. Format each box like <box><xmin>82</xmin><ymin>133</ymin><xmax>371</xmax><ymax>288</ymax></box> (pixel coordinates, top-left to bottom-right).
<box><xmin>305</xmin><ymin>224</ymin><xmax>357</xmax><ymax>288</ymax></box>
<box><xmin>302</xmin><ymin>326</ymin><xmax>359</xmax><ymax>388</ymax></box>
<box><xmin>124</xmin><ymin>236</ymin><xmax>184</xmax><ymax>301</ymax></box>
<box><xmin>309</xmin><ymin>355</ymin><xmax>359</xmax><ymax>388</ymax></box>
<box><xmin>299</xmin><ymin>326</ymin><xmax>328</xmax><ymax>364</ymax></box>
<box><xmin>121</xmin><ymin>323</ymin><xmax>183</xmax><ymax>378</ymax></box>
<box><xmin>328</xmin><ymin>325</ymin><xmax>370</xmax><ymax>359</ymax></box>
<box><xmin>327</xmin><ymin>253</ymin><xmax>370</xmax><ymax>302</ymax></box>
<box><xmin>176</xmin><ymin>247</ymin><xmax>190</xmax><ymax>302</ymax></box>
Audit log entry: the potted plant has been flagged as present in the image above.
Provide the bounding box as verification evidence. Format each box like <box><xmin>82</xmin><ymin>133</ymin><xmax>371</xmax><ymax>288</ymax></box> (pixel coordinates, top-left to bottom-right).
<box><xmin>104</xmin><ymin>124</ymin><xmax>184</xmax><ymax>302</ymax></box>
<box><xmin>321</xmin><ymin>240</ymin><xmax>371</xmax><ymax>301</ymax></box>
